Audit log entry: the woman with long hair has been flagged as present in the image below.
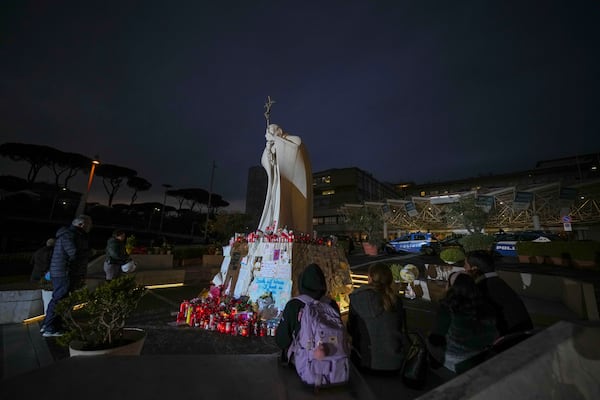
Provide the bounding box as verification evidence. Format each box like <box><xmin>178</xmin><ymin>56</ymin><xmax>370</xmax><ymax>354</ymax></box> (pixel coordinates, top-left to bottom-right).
<box><xmin>428</xmin><ymin>271</ymin><xmax>498</xmax><ymax>373</ymax></box>
<box><xmin>347</xmin><ymin>263</ymin><xmax>405</xmax><ymax>373</ymax></box>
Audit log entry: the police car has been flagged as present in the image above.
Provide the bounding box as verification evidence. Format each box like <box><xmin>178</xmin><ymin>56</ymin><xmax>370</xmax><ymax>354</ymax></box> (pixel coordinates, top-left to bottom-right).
<box><xmin>385</xmin><ymin>232</ymin><xmax>440</xmax><ymax>255</ymax></box>
<box><xmin>493</xmin><ymin>231</ymin><xmax>562</xmax><ymax>257</ymax></box>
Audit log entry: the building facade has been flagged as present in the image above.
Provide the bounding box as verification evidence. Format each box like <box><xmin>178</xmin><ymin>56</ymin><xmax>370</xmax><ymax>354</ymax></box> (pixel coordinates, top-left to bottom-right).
<box><xmin>246</xmin><ymin>153</ymin><xmax>600</xmax><ymax>240</ymax></box>
<box><xmin>312</xmin><ymin>167</ymin><xmax>401</xmax><ymax>236</ymax></box>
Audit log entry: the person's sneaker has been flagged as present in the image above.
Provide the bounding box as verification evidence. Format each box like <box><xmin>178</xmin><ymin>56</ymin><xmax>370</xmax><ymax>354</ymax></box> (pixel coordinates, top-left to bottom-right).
<box><xmin>42</xmin><ymin>330</ymin><xmax>64</xmax><ymax>337</ymax></box>
<box><xmin>39</xmin><ymin>326</ymin><xmax>45</xmax><ymax>333</ymax></box>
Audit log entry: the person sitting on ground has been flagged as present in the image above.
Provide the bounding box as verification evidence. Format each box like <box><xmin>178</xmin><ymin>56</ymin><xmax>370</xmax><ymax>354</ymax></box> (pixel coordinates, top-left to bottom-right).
<box><xmin>104</xmin><ymin>229</ymin><xmax>131</xmax><ymax>281</ymax></box>
<box><xmin>428</xmin><ymin>271</ymin><xmax>498</xmax><ymax>373</ymax></box>
<box><xmin>347</xmin><ymin>263</ymin><xmax>405</xmax><ymax>373</ymax></box>
<box><xmin>275</xmin><ymin>263</ymin><xmax>339</xmax><ymax>363</ymax></box>
<box><xmin>464</xmin><ymin>250</ymin><xmax>534</xmax><ymax>336</ymax></box>
<box><xmin>30</xmin><ymin>238</ymin><xmax>55</xmax><ymax>282</ymax></box>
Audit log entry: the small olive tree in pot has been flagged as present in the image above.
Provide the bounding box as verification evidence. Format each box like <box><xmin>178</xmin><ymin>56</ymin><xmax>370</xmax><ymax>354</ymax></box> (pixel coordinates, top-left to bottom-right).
<box><xmin>341</xmin><ymin>205</ymin><xmax>385</xmax><ymax>255</ymax></box>
<box><xmin>56</xmin><ymin>274</ymin><xmax>147</xmax><ymax>355</ymax></box>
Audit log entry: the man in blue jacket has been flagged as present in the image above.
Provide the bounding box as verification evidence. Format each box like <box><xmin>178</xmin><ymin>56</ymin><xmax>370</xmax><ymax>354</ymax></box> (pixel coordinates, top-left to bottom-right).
<box><xmin>42</xmin><ymin>215</ymin><xmax>93</xmax><ymax>337</ymax></box>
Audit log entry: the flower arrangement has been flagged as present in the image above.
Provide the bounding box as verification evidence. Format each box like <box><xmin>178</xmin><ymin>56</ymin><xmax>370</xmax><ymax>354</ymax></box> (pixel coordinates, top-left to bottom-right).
<box><xmin>125</xmin><ymin>235</ymin><xmax>136</xmax><ymax>255</ymax></box>
<box><xmin>176</xmin><ymin>287</ymin><xmax>278</xmax><ymax>337</ymax></box>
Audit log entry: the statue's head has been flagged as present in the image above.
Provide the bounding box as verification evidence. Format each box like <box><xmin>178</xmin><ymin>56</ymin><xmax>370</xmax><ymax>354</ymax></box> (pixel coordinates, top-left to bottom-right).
<box><xmin>266</xmin><ymin>124</ymin><xmax>283</xmax><ymax>138</ymax></box>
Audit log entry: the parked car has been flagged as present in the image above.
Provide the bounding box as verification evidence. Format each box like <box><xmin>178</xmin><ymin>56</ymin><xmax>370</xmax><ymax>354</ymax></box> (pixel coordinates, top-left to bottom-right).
<box><xmin>438</xmin><ymin>235</ymin><xmax>464</xmax><ymax>250</ymax></box>
<box><xmin>493</xmin><ymin>230</ymin><xmax>565</xmax><ymax>257</ymax></box>
<box><xmin>385</xmin><ymin>232</ymin><xmax>440</xmax><ymax>255</ymax></box>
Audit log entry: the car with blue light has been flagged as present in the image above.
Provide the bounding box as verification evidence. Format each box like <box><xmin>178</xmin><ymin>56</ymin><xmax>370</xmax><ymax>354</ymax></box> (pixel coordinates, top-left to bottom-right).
<box><xmin>385</xmin><ymin>232</ymin><xmax>440</xmax><ymax>255</ymax></box>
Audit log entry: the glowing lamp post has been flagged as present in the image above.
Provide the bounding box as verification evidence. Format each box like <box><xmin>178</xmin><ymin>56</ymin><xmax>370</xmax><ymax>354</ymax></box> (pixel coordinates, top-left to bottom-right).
<box><xmin>75</xmin><ymin>157</ymin><xmax>100</xmax><ymax>216</ymax></box>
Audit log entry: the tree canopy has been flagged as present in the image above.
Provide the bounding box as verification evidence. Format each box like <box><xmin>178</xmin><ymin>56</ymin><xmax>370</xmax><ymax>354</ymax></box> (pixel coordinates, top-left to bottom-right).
<box><xmin>127</xmin><ymin>176</ymin><xmax>152</xmax><ymax>205</ymax></box>
<box><xmin>0</xmin><ymin>142</ymin><xmax>54</xmax><ymax>183</ymax></box>
<box><xmin>444</xmin><ymin>196</ymin><xmax>490</xmax><ymax>234</ymax></box>
<box><xmin>95</xmin><ymin>163</ymin><xmax>137</xmax><ymax>207</ymax></box>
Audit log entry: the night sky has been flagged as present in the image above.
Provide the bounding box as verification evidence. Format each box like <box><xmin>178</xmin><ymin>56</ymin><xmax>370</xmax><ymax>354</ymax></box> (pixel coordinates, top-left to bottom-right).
<box><xmin>1</xmin><ymin>0</ymin><xmax>599</xmax><ymax>211</ymax></box>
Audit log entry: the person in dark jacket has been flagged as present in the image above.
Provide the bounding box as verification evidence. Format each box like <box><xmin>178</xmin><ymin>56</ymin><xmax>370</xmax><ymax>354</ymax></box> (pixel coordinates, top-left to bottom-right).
<box><xmin>464</xmin><ymin>250</ymin><xmax>534</xmax><ymax>336</ymax></box>
<box><xmin>42</xmin><ymin>215</ymin><xmax>92</xmax><ymax>337</ymax></box>
<box><xmin>428</xmin><ymin>271</ymin><xmax>498</xmax><ymax>373</ymax></box>
<box><xmin>30</xmin><ymin>238</ymin><xmax>55</xmax><ymax>282</ymax></box>
<box><xmin>347</xmin><ymin>263</ymin><xmax>405</xmax><ymax>373</ymax></box>
<box><xmin>275</xmin><ymin>263</ymin><xmax>339</xmax><ymax>362</ymax></box>
<box><xmin>104</xmin><ymin>229</ymin><xmax>130</xmax><ymax>281</ymax></box>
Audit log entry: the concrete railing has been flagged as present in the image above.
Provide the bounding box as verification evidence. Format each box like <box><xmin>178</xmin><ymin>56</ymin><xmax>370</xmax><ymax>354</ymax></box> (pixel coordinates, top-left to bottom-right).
<box><xmin>1</xmin><ymin>254</ymin><xmax>183</xmax><ymax>324</ymax></box>
<box><xmin>498</xmin><ymin>270</ymin><xmax>599</xmax><ymax>321</ymax></box>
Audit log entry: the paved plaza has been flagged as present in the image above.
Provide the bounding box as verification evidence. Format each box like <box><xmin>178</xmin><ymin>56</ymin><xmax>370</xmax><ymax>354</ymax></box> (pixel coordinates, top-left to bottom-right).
<box><xmin>1</xmin><ymin>251</ymin><xmax>598</xmax><ymax>399</ymax></box>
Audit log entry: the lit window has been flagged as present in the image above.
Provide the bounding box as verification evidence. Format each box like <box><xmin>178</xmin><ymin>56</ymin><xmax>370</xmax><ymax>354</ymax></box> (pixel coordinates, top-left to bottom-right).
<box><xmin>323</xmin><ymin>216</ymin><xmax>338</xmax><ymax>224</ymax></box>
<box><xmin>321</xmin><ymin>176</ymin><xmax>331</xmax><ymax>184</ymax></box>
<box><xmin>322</xmin><ymin>190</ymin><xmax>335</xmax><ymax>196</ymax></box>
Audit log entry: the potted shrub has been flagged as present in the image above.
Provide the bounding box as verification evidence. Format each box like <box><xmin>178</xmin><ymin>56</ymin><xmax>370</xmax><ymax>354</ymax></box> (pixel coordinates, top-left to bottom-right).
<box><xmin>342</xmin><ymin>205</ymin><xmax>385</xmax><ymax>255</ymax></box>
<box><xmin>458</xmin><ymin>233</ymin><xmax>495</xmax><ymax>253</ymax></box>
<box><xmin>440</xmin><ymin>247</ymin><xmax>465</xmax><ymax>264</ymax></box>
<box><xmin>55</xmin><ymin>274</ymin><xmax>147</xmax><ymax>356</ymax></box>
<box><xmin>516</xmin><ymin>241</ymin><xmax>600</xmax><ymax>269</ymax></box>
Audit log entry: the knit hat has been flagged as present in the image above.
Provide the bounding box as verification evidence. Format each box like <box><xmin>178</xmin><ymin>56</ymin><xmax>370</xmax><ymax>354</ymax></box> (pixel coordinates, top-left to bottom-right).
<box><xmin>299</xmin><ymin>263</ymin><xmax>327</xmax><ymax>300</ymax></box>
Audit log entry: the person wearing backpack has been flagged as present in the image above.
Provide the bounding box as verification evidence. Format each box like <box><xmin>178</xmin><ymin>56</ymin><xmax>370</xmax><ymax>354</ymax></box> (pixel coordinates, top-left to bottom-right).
<box><xmin>275</xmin><ymin>263</ymin><xmax>349</xmax><ymax>387</ymax></box>
<box><xmin>347</xmin><ymin>263</ymin><xmax>406</xmax><ymax>373</ymax></box>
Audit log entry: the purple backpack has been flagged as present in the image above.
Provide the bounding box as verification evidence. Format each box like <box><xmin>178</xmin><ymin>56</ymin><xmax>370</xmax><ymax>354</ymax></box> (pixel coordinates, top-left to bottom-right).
<box><xmin>287</xmin><ymin>294</ymin><xmax>350</xmax><ymax>388</ymax></box>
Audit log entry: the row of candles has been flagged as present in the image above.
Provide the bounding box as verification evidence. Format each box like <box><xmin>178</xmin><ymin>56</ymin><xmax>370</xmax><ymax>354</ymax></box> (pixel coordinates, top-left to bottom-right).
<box><xmin>176</xmin><ymin>298</ymin><xmax>279</xmax><ymax>337</ymax></box>
<box><xmin>236</xmin><ymin>231</ymin><xmax>333</xmax><ymax>246</ymax></box>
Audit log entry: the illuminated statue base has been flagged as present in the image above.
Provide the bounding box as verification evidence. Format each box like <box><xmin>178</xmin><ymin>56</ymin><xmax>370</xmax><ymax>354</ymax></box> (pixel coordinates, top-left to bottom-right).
<box><xmin>212</xmin><ymin>240</ymin><xmax>352</xmax><ymax>313</ymax></box>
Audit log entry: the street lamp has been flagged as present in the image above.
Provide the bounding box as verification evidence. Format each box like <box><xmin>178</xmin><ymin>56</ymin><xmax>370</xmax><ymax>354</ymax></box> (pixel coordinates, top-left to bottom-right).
<box><xmin>75</xmin><ymin>156</ymin><xmax>100</xmax><ymax>216</ymax></box>
<box><xmin>159</xmin><ymin>183</ymin><xmax>172</xmax><ymax>232</ymax></box>
<box><xmin>148</xmin><ymin>207</ymin><xmax>160</xmax><ymax>230</ymax></box>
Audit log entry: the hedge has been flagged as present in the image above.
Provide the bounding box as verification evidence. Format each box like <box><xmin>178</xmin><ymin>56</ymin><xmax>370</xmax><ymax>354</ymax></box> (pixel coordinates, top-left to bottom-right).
<box><xmin>171</xmin><ymin>245</ymin><xmax>211</xmax><ymax>260</ymax></box>
<box><xmin>458</xmin><ymin>233</ymin><xmax>495</xmax><ymax>253</ymax></box>
<box><xmin>516</xmin><ymin>241</ymin><xmax>600</xmax><ymax>262</ymax></box>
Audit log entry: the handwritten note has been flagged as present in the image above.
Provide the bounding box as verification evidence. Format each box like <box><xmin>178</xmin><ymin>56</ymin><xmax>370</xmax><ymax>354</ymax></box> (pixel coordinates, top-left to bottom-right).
<box><xmin>247</xmin><ymin>277</ymin><xmax>292</xmax><ymax>311</ymax></box>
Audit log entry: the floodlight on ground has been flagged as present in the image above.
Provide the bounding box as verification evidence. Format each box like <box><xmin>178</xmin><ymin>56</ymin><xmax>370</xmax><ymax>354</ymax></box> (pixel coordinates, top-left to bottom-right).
<box><xmin>145</xmin><ymin>283</ymin><xmax>184</xmax><ymax>289</ymax></box>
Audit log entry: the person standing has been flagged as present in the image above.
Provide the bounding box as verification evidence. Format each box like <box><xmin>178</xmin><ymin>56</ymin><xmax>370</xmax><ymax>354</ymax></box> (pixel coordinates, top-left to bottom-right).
<box><xmin>347</xmin><ymin>263</ymin><xmax>405</xmax><ymax>373</ymax></box>
<box><xmin>30</xmin><ymin>238</ymin><xmax>55</xmax><ymax>282</ymax></box>
<box><xmin>464</xmin><ymin>250</ymin><xmax>534</xmax><ymax>336</ymax></box>
<box><xmin>104</xmin><ymin>229</ymin><xmax>130</xmax><ymax>281</ymax></box>
<box><xmin>42</xmin><ymin>215</ymin><xmax>92</xmax><ymax>337</ymax></box>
